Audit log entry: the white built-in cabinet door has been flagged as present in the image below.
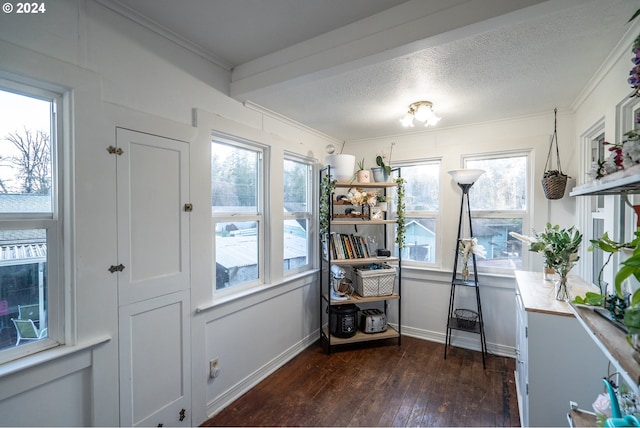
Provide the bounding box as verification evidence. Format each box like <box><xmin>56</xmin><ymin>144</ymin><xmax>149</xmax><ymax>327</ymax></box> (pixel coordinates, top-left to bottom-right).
<box><xmin>115</xmin><ymin>128</ymin><xmax>191</xmax><ymax>427</ymax></box>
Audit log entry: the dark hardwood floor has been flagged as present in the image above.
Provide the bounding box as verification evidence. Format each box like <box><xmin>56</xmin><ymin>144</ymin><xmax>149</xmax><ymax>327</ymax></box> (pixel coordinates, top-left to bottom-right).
<box><xmin>202</xmin><ymin>336</ymin><xmax>520</xmax><ymax>427</ymax></box>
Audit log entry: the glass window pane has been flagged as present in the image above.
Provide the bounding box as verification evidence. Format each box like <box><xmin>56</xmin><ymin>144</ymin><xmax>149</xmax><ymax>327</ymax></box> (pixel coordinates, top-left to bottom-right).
<box><xmin>211</xmin><ymin>141</ymin><xmax>258</xmax><ymax>213</ymax></box>
<box><xmin>284</xmin><ymin>218</ymin><xmax>308</xmax><ymax>270</ymax></box>
<box><xmin>215</xmin><ymin>221</ymin><xmax>258</xmax><ymax>289</ymax></box>
<box><xmin>401</xmin><ymin>217</ymin><xmax>436</xmax><ymax>262</ymax></box>
<box><xmin>0</xmin><ymin>229</ymin><xmax>48</xmax><ymax>351</ymax></box>
<box><xmin>467</xmin><ymin>156</ymin><xmax>527</xmax><ymax>211</ymax></box>
<box><xmin>402</xmin><ymin>164</ymin><xmax>439</xmax><ymax>211</ymax></box>
<box><xmin>0</xmin><ymin>89</ymin><xmax>53</xmax><ymax>213</ymax></box>
<box><xmin>471</xmin><ymin>218</ymin><xmax>523</xmax><ymax>270</ymax></box>
<box><xmin>283</xmin><ymin>159</ymin><xmax>308</xmax><ymax>210</ymax></box>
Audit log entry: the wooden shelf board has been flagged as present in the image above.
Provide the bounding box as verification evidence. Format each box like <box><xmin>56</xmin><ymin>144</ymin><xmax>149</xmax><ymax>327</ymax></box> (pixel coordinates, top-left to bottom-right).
<box><xmin>330</xmin><ymin>219</ymin><xmax>397</xmax><ymax>225</ymax></box>
<box><xmin>567</xmin><ymin>408</ymin><xmax>597</xmax><ymax>427</ymax></box>
<box><xmin>321</xmin><ymin>325</ymin><xmax>399</xmax><ymax>345</ymax></box>
<box><xmin>329</xmin><ymin>257</ymin><xmax>398</xmax><ymax>266</ymax></box>
<box><xmin>323</xmin><ymin>292</ymin><xmax>399</xmax><ymax>305</ymax></box>
<box><xmin>571</xmin><ymin>304</ymin><xmax>640</xmax><ymax>395</ymax></box>
<box><xmin>334</xmin><ymin>181</ymin><xmax>397</xmax><ymax>188</ymax></box>
<box><xmin>570</xmin><ymin>165</ymin><xmax>640</xmax><ymax>196</ymax></box>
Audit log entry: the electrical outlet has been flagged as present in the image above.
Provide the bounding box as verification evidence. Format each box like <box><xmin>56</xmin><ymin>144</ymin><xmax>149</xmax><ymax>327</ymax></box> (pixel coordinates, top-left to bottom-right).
<box><xmin>209</xmin><ymin>358</ymin><xmax>220</xmax><ymax>379</ymax></box>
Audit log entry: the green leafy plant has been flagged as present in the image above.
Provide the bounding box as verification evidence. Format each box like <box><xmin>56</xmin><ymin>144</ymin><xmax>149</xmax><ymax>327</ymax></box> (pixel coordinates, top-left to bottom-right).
<box><xmin>320</xmin><ymin>173</ymin><xmax>336</xmax><ymax>238</ymax></box>
<box><xmin>395</xmin><ymin>176</ymin><xmax>406</xmax><ymax>249</ymax></box>
<box><xmin>528</xmin><ymin>223</ymin><xmax>582</xmax><ymax>276</ymax></box>
<box><xmin>356</xmin><ymin>158</ymin><xmax>366</xmax><ymax>171</ymax></box>
<box><xmin>376</xmin><ymin>155</ymin><xmax>391</xmax><ymax>176</ymax></box>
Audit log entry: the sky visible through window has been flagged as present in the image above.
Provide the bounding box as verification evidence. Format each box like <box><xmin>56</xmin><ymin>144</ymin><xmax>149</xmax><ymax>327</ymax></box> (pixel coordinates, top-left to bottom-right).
<box><xmin>0</xmin><ymin>89</ymin><xmax>51</xmax><ymax>192</ymax></box>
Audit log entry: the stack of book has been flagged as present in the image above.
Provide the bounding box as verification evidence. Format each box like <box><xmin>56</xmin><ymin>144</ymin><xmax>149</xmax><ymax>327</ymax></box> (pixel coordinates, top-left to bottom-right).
<box><xmin>329</xmin><ymin>233</ymin><xmax>370</xmax><ymax>259</ymax></box>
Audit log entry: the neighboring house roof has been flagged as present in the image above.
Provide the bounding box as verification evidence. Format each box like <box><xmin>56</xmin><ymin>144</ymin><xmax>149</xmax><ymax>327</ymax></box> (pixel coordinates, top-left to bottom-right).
<box><xmin>0</xmin><ymin>193</ymin><xmax>50</xmax><ymax>213</ymax></box>
<box><xmin>405</xmin><ymin>220</ymin><xmax>435</xmax><ymax>237</ymax></box>
<box><xmin>0</xmin><ymin>242</ymin><xmax>47</xmax><ymax>266</ymax></box>
<box><xmin>0</xmin><ymin>194</ymin><xmax>49</xmax><ymax>265</ymax></box>
<box><xmin>216</xmin><ymin>221</ymin><xmax>307</xmax><ymax>268</ymax></box>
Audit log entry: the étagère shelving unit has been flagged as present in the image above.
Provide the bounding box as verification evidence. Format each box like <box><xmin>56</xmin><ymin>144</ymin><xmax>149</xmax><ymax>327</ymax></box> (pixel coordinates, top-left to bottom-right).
<box><xmin>319</xmin><ymin>165</ymin><xmax>402</xmax><ymax>353</ymax></box>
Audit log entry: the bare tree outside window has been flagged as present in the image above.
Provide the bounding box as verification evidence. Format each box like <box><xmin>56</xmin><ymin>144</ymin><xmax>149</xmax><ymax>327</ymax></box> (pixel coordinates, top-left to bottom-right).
<box><xmin>2</xmin><ymin>126</ymin><xmax>51</xmax><ymax>195</ymax></box>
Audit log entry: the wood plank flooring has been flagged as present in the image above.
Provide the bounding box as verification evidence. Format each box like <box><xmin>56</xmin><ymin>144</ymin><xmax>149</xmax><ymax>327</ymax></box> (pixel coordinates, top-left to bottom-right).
<box><xmin>201</xmin><ymin>337</ymin><xmax>520</xmax><ymax>427</ymax></box>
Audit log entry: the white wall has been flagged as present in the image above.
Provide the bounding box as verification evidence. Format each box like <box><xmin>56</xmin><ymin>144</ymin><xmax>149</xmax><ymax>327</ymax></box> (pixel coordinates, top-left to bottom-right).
<box><xmin>0</xmin><ymin>0</ymin><xmax>634</xmax><ymax>425</ymax></box>
<box><xmin>0</xmin><ymin>0</ymin><xmax>330</xmax><ymax>426</ymax></box>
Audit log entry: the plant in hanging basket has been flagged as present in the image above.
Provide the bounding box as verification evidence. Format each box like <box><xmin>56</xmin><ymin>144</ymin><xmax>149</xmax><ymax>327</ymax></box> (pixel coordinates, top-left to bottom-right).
<box><xmin>541</xmin><ymin>109</ymin><xmax>569</xmax><ymax>200</ymax></box>
<box><xmin>542</xmin><ymin>170</ymin><xmax>567</xmax><ymax>178</ymax></box>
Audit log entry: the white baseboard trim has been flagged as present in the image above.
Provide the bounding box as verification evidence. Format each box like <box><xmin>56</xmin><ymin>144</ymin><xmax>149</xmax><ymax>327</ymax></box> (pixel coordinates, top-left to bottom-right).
<box><xmin>401</xmin><ymin>325</ymin><xmax>515</xmax><ymax>359</ymax></box>
<box><xmin>205</xmin><ymin>330</ymin><xmax>320</xmax><ymax>418</ymax></box>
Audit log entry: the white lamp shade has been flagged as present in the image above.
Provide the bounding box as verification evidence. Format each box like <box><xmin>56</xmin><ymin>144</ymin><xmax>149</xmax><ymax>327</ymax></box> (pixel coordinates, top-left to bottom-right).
<box><xmin>448</xmin><ymin>169</ymin><xmax>485</xmax><ymax>184</ymax></box>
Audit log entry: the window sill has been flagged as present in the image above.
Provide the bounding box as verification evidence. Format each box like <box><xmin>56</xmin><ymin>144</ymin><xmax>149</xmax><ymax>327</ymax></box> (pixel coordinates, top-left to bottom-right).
<box><xmin>0</xmin><ymin>335</ymin><xmax>111</xmax><ymax>379</ymax></box>
<box><xmin>196</xmin><ymin>269</ymin><xmax>319</xmax><ymax>314</ymax></box>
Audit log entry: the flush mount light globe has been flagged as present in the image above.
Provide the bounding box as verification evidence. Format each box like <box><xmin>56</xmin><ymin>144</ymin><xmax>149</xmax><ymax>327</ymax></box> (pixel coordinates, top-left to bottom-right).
<box><xmin>400</xmin><ymin>101</ymin><xmax>441</xmax><ymax>127</ymax></box>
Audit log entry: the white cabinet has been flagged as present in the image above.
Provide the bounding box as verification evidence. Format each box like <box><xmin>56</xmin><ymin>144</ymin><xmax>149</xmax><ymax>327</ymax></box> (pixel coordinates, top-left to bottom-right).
<box><xmin>515</xmin><ymin>271</ymin><xmax>608</xmax><ymax>427</ymax></box>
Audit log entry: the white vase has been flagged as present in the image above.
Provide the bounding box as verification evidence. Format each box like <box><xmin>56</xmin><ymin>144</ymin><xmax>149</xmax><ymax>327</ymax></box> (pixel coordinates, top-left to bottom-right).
<box><xmin>325</xmin><ymin>154</ymin><xmax>355</xmax><ymax>182</ymax></box>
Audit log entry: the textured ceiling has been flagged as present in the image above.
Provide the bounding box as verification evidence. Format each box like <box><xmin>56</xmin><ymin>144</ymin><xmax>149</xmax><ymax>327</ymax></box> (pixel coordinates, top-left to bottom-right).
<box><xmin>108</xmin><ymin>0</ymin><xmax>640</xmax><ymax>141</ymax></box>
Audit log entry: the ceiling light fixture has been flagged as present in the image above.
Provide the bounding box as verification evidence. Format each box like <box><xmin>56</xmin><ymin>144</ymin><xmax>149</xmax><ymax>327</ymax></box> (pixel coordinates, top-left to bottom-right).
<box><xmin>400</xmin><ymin>101</ymin><xmax>441</xmax><ymax>127</ymax></box>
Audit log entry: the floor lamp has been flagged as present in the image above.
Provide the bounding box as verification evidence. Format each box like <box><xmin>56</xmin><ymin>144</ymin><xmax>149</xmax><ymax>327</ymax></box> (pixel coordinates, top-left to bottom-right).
<box><xmin>445</xmin><ymin>168</ymin><xmax>487</xmax><ymax>367</ymax></box>
<box><xmin>449</xmin><ymin>168</ymin><xmax>485</xmax><ymax>279</ymax></box>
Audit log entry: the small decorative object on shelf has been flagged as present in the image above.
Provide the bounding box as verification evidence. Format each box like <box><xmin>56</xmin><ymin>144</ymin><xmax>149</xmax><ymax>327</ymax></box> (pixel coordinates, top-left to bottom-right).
<box><xmin>458</xmin><ymin>238</ymin><xmax>486</xmax><ymax>281</ymax></box>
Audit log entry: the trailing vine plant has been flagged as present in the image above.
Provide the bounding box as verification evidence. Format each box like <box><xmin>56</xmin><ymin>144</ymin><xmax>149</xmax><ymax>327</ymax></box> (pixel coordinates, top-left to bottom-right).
<box><xmin>320</xmin><ymin>172</ymin><xmax>336</xmax><ymax>239</ymax></box>
<box><xmin>395</xmin><ymin>176</ymin><xmax>406</xmax><ymax>250</ymax></box>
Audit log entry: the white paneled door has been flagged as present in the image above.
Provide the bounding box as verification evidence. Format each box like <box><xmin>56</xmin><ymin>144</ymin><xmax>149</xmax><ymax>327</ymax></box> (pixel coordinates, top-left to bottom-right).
<box><xmin>115</xmin><ymin>128</ymin><xmax>191</xmax><ymax>427</ymax></box>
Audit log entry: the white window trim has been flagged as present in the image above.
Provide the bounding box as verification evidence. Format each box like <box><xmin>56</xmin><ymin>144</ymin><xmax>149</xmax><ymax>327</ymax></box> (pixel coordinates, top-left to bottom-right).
<box><xmin>393</xmin><ymin>159</ymin><xmax>441</xmax><ymax>268</ymax></box>
<box><xmin>0</xmin><ymin>80</ymin><xmax>65</xmax><ymax>364</ymax></box>
<box><xmin>283</xmin><ymin>152</ymin><xmax>314</xmax><ymax>275</ymax></box>
<box><xmin>463</xmin><ymin>150</ymin><xmax>531</xmax><ymax>274</ymax></box>
<box><xmin>211</xmin><ymin>135</ymin><xmax>266</xmax><ymax>296</ymax></box>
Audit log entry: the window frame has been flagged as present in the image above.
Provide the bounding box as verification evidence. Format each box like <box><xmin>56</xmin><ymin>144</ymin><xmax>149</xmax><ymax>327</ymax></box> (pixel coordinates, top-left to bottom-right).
<box><xmin>0</xmin><ymin>79</ymin><xmax>64</xmax><ymax>363</ymax></box>
<box><xmin>393</xmin><ymin>159</ymin><xmax>441</xmax><ymax>268</ymax></box>
<box><xmin>211</xmin><ymin>134</ymin><xmax>266</xmax><ymax>294</ymax></box>
<box><xmin>282</xmin><ymin>152</ymin><xmax>314</xmax><ymax>275</ymax></box>
<box><xmin>463</xmin><ymin>150</ymin><xmax>531</xmax><ymax>274</ymax></box>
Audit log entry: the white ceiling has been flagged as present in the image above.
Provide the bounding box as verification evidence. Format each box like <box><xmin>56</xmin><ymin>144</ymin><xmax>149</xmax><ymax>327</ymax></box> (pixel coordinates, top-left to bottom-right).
<box><xmin>108</xmin><ymin>0</ymin><xmax>639</xmax><ymax>141</ymax></box>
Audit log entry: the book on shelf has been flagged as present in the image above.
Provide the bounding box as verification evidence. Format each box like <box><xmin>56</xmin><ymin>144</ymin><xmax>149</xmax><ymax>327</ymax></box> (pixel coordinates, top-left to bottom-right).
<box><xmin>329</xmin><ymin>233</ymin><xmax>371</xmax><ymax>260</ymax></box>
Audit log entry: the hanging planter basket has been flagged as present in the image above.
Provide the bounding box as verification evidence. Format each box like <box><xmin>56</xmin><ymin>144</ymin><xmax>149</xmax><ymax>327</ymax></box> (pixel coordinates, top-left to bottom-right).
<box><xmin>541</xmin><ymin>108</ymin><xmax>569</xmax><ymax>200</ymax></box>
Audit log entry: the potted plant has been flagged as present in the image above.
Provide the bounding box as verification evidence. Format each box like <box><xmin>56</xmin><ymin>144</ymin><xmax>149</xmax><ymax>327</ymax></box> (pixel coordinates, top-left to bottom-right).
<box><xmin>511</xmin><ymin>223</ymin><xmax>582</xmax><ymax>300</ymax></box>
<box><xmin>355</xmin><ymin>158</ymin><xmax>370</xmax><ymax>182</ymax></box>
<box><xmin>371</xmin><ymin>143</ymin><xmax>395</xmax><ymax>182</ymax></box>
<box><xmin>376</xmin><ymin>194</ymin><xmax>389</xmax><ymax>211</ymax></box>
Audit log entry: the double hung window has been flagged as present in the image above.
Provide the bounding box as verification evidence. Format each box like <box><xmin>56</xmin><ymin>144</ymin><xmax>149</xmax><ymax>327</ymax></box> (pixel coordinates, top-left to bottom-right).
<box><xmin>465</xmin><ymin>153</ymin><xmax>528</xmax><ymax>272</ymax></box>
<box><xmin>396</xmin><ymin>161</ymin><xmax>440</xmax><ymax>264</ymax></box>
<box><xmin>211</xmin><ymin>137</ymin><xmax>264</xmax><ymax>290</ymax></box>
<box><xmin>0</xmin><ymin>81</ymin><xmax>62</xmax><ymax>360</ymax></box>
<box><xmin>283</xmin><ymin>155</ymin><xmax>313</xmax><ymax>273</ymax></box>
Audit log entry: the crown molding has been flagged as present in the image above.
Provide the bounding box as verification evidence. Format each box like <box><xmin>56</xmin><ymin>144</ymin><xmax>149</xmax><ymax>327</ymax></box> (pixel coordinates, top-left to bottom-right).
<box><xmin>94</xmin><ymin>0</ymin><xmax>233</xmax><ymax>71</ymax></box>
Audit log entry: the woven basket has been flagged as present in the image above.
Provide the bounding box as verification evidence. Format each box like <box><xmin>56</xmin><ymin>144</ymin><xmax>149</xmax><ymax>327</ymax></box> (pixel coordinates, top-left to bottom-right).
<box><xmin>541</xmin><ymin>173</ymin><xmax>567</xmax><ymax>200</ymax></box>
<box><xmin>454</xmin><ymin>308</ymin><xmax>478</xmax><ymax>329</ymax></box>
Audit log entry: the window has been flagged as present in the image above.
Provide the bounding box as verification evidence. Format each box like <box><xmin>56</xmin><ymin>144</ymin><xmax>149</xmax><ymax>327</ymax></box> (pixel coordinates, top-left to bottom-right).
<box><xmin>0</xmin><ymin>81</ymin><xmax>62</xmax><ymax>359</ymax></box>
<box><xmin>466</xmin><ymin>153</ymin><xmax>528</xmax><ymax>272</ymax></box>
<box><xmin>283</xmin><ymin>155</ymin><xmax>313</xmax><ymax>273</ymax></box>
<box><xmin>211</xmin><ymin>137</ymin><xmax>264</xmax><ymax>290</ymax></box>
<box><xmin>396</xmin><ymin>161</ymin><xmax>440</xmax><ymax>264</ymax></box>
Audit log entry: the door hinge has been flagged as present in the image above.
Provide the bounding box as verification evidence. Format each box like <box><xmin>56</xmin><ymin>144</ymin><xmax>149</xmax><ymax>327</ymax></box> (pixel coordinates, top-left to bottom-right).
<box><xmin>107</xmin><ymin>145</ymin><xmax>124</xmax><ymax>155</ymax></box>
<box><xmin>184</xmin><ymin>203</ymin><xmax>193</xmax><ymax>212</ymax></box>
<box><xmin>108</xmin><ymin>264</ymin><xmax>125</xmax><ymax>273</ymax></box>
<box><xmin>179</xmin><ymin>409</ymin><xmax>186</xmax><ymax>422</ymax></box>
<box><xmin>525</xmin><ymin>326</ymin><xmax>528</xmax><ymax>338</ymax></box>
